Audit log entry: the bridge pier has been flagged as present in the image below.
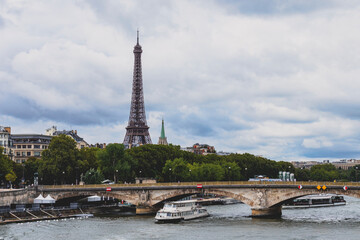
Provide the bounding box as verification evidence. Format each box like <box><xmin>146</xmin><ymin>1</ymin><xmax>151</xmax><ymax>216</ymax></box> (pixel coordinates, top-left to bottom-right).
<box><xmin>251</xmin><ymin>206</ymin><xmax>282</xmax><ymax>218</ymax></box>
<box><xmin>136</xmin><ymin>206</ymin><xmax>157</xmax><ymax>215</ymax></box>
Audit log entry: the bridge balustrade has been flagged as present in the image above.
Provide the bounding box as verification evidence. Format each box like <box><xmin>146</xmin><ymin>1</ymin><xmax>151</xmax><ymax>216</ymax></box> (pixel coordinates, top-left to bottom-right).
<box><xmin>39</xmin><ymin>181</ymin><xmax>360</xmax><ymax>189</ymax></box>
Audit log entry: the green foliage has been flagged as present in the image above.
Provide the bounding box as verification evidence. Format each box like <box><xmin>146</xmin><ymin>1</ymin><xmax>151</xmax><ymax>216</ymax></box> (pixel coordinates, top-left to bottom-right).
<box><xmin>0</xmin><ymin>147</ymin><xmax>14</xmax><ymax>183</ymax></box>
<box><xmin>127</xmin><ymin>144</ymin><xmax>194</xmax><ymax>180</ymax></box>
<box><xmin>310</xmin><ymin>164</ymin><xmax>339</xmax><ymax>181</ymax></box>
<box><xmin>84</xmin><ymin>168</ymin><xmax>104</xmax><ymax>184</ymax></box>
<box><xmin>13</xmin><ymin>138</ymin><xmax>359</xmax><ymax>185</ymax></box>
<box><xmin>163</xmin><ymin>158</ymin><xmax>191</xmax><ymax>182</ymax></box>
<box><xmin>294</xmin><ymin>168</ymin><xmax>311</xmax><ymax>181</ymax></box>
<box><xmin>39</xmin><ymin>135</ymin><xmax>79</xmax><ymax>184</ymax></box>
<box><xmin>24</xmin><ymin>157</ymin><xmax>41</xmax><ymax>185</ymax></box>
<box><xmin>343</xmin><ymin>165</ymin><xmax>360</xmax><ymax>182</ymax></box>
<box><xmin>195</xmin><ymin>163</ymin><xmax>225</xmax><ymax>181</ymax></box>
<box><xmin>5</xmin><ymin>170</ymin><xmax>17</xmax><ymax>183</ymax></box>
<box><xmin>78</xmin><ymin>147</ymin><xmax>100</xmax><ymax>177</ymax></box>
<box><xmin>97</xmin><ymin>143</ymin><xmax>134</xmax><ymax>182</ymax></box>
<box><xmin>12</xmin><ymin>163</ymin><xmax>24</xmax><ymax>185</ymax></box>
<box><xmin>220</xmin><ymin>161</ymin><xmax>242</xmax><ymax>181</ymax></box>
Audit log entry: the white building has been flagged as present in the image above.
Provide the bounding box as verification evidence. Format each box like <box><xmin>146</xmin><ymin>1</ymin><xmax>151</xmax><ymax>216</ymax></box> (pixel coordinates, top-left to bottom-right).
<box><xmin>0</xmin><ymin>126</ymin><xmax>12</xmax><ymax>159</ymax></box>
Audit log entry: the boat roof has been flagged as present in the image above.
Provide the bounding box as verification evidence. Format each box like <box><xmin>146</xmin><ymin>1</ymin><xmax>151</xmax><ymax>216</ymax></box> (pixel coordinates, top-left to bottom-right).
<box><xmin>296</xmin><ymin>194</ymin><xmax>342</xmax><ymax>200</ymax></box>
<box><xmin>167</xmin><ymin>200</ymin><xmax>198</xmax><ymax>204</ymax></box>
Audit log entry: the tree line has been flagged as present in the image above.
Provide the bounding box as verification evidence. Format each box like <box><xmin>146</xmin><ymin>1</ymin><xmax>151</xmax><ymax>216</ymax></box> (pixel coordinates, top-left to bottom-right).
<box><xmin>1</xmin><ymin>135</ymin><xmax>360</xmax><ymax>186</ymax></box>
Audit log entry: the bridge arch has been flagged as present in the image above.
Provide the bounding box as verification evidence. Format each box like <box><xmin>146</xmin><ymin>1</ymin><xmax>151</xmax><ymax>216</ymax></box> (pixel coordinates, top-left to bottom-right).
<box><xmin>41</xmin><ymin>190</ymin><xmax>140</xmax><ymax>206</ymax></box>
<box><xmin>263</xmin><ymin>189</ymin><xmax>360</xmax><ymax>208</ymax></box>
<box><xmin>16</xmin><ymin>183</ymin><xmax>359</xmax><ymax>217</ymax></box>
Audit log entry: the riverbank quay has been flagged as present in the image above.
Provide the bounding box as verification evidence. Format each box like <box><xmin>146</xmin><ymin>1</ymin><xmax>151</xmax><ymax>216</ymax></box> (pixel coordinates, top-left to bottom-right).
<box><xmin>0</xmin><ymin>207</ymin><xmax>89</xmax><ymax>225</ymax></box>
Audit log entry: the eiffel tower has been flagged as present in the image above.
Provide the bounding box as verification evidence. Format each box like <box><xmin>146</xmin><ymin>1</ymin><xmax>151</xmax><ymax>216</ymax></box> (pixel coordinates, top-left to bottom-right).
<box><xmin>123</xmin><ymin>30</ymin><xmax>152</xmax><ymax>147</ymax></box>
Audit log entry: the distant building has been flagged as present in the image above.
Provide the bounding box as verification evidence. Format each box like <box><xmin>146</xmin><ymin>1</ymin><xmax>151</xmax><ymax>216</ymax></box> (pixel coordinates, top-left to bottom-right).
<box><xmin>0</xmin><ymin>126</ymin><xmax>13</xmax><ymax>159</ymax></box>
<box><xmin>291</xmin><ymin>159</ymin><xmax>360</xmax><ymax>170</ymax></box>
<box><xmin>46</xmin><ymin>126</ymin><xmax>89</xmax><ymax>149</ymax></box>
<box><xmin>216</xmin><ymin>151</ymin><xmax>233</xmax><ymax>156</ymax></box>
<box><xmin>157</xmin><ymin>119</ymin><xmax>168</xmax><ymax>145</ymax></box>
<box><xmin>11</xmin><ymin>134</ymin><xmax>52</xmax><ymax>163</ymax></box>
<box><xmin>291</xmin><ymin>161</ymin><xmax>320</xmax><ymax>169</ymax></box>
<box><xmin>332</xmin><ymin>159</ymin><xmax>360</xmax><ymax>170</ymax></box>
<box><xmin>90</xmin><ymin>143</ymin><xmax>107</xmax><ymax>149</ymax></box>
<box><xmin>182</xmin><ymin>143</ymin><xmax>216</xmax><ymax>155</ymax></box>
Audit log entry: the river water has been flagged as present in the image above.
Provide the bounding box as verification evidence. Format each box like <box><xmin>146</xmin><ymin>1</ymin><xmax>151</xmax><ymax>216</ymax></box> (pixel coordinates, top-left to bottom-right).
<box><xmin>1</xmin><ymin>196</ymin><xmax>360</xmax><ymax>240</ymax></box>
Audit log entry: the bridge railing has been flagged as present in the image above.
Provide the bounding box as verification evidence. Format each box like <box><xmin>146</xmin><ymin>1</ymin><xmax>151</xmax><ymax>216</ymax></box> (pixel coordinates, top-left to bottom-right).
<box><xmin>39</xmin><ymin>181</ymin><xmax>360</xmax><ymax>189</ymax></box>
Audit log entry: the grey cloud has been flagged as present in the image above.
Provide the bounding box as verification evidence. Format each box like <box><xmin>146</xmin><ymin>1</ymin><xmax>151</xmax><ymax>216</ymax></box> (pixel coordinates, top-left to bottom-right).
<box><xmin>2</xmin><ymin>0</ymin><xmax>360</xmax><ymax>160</ymax></box>
<box><xmin>219</xmin><ymin>0</ymin><xmax>341</xmax><ymax>15</ymax></box>
<box><xmin>0</xmin><ymin>92</ymin><xmax>129</xmax><ymax>125</ymax></box>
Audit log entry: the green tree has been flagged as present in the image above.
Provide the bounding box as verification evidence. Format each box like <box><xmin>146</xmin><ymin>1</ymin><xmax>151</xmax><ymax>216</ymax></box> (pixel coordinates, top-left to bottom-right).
<box><xmin>346</xmin><ymin>165</ymin><xmax>360</xmax><ymax>182</ymax></box>
<box><xmin>310</xmin><ymin>164</ymin><xmax>339</xmax><ymax>181</ymax></box>
<box><xmin>84</xmin><ymin>168</ymin><xmax>104</xmax><ymax>184</ymax></box>
<box><xmin>295</xmin><ymin>168</ymin><xmax>311</xmax><ymax>181</ymax></box>
<box><xmin>0</xmin><ymin>147</ymin><xmax>13</xmax><ymax>185</ymax></box>
<box><xmin>189</xmin><ymin>163</ymin><xmax>224</xmax><ymax>181</ymax></box>
<box><xmin>221</xmin><ymin>161</ymin><xmax>242</xmax><ymax>181</ymax></box>
<box><xmin>126</xmin><ymin>144</ymin><xmax>204</xmax><ymax>181</ymax></box>
<box><xmin>163</xmin><ymin>158</ymin><xmax>190</xmax><ymax>182</ymax></box>
<box><xmin>39</xmin><ymin>135</ymin><xmax>79</xmax><ymax>184</ymax></box>
<box><xmin>97</xmin><ymin>143</ymin><xmax>134</xmax><ymax>183</ymax></box>
<box><xmin>5</xmin><ymin>170</ymin><xmax>17</xmax><ymax>188</ymax></box>
<box><xmin>24</xmin><ymin>157</ymin><xmax>41</xmax><ymax>185</ymax></box>
<box><xmin>78</xmin><ymin>147</ymin><xmax>100</xmax><ymax>179</ymax></box>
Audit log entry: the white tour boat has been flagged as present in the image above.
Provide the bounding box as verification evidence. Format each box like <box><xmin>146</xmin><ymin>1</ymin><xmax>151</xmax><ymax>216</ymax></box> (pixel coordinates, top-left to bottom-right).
<box><xmin>283</xmin><ymin>194</ymin><xmax>346</xmax><ymax>209</ymax></box>
<box><xmin>155</xmin><ymin>200</ymin><xmax>209</xmax><ymax>223</ymax></box>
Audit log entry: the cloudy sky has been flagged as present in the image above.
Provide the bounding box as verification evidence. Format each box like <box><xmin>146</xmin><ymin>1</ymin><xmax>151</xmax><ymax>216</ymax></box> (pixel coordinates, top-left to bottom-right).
<box><xmin>1</xmin><ymin>0</ymin><xmax>360</xmax><ymax>161</ymax></box>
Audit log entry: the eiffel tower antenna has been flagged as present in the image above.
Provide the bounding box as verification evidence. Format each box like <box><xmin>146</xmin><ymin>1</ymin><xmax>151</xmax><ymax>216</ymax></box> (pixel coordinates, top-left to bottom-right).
<box><xmin>137</xmin><ymin>28</ymin><xmax>139</xmax><ymax>44</ymax></box>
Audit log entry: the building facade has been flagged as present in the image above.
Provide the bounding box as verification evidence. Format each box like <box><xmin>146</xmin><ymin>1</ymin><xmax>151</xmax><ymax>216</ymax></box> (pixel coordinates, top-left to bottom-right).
<box><xmin>11</xmin><ymin>134</ymin><xmax>52</xmax><ymax>163</ymax></box>
<box><xmin>46</xmin><ymin>126</ymin><xmax>89</xmax><ymax>149</ymax></box>
<box><xmin>182</xmin><ymin>143</ymin><xmax>216</xmax><ymax>155</ymax></box>
<box><xmin>0</xmin><ymin>126</ymin><xmax>12</xmax><ymax>159</ymax></box>
<box><xmin>291</xmin><ymin>159</ymin><xmax>360</xmax><ymax>170</ymax></box>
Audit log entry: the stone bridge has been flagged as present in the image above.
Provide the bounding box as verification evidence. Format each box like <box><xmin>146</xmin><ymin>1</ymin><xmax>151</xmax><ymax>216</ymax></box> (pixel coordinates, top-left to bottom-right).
<box><xmin>1</xmin><ymin>181</ymin><xmax>360</xmax><ymax>217</ymax></box>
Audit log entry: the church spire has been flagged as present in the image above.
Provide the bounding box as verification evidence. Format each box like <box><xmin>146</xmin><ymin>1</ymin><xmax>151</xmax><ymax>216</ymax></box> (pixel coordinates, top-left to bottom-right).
<box><xmin>161</xmin><ymin>119</ymin><xmax>166</xmax><ymax>139</ymax></box>
<box><xmin>158</xmin><ymin>119</ymin><xmax>168</xmax><ymax>145</ymax></box>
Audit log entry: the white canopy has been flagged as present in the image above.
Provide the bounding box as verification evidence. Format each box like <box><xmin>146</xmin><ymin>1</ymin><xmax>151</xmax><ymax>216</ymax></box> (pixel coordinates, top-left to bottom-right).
<box><xmin>43</xmin><ymin>195</ymin><xmax>56</xmax><ymax>204</ymax></box>
<box><xmin>88</xmin><ymin>195</ymin><xmax>101</xmax><ymax>202</ymax></box>
<box><xmin>34</xmin><ymin>194</ymin><xmax>45</xmax><ymax>204</ymax></box>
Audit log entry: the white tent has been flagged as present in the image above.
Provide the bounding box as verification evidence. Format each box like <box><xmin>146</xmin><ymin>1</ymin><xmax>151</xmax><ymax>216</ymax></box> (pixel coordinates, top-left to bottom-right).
<box><xmin>43</xmin><ymin>195</ymin><xmax>56</xmax><ymax>204</ymax></box>
<box><xmin>87</xmin><ymin>195</ymin><xmax>101</xmax><ymax>202</ymax></box>
<box><xmin>34</xmin><ymin>194</ymin><xmax>45</xmax><ymax>204</ymax></box>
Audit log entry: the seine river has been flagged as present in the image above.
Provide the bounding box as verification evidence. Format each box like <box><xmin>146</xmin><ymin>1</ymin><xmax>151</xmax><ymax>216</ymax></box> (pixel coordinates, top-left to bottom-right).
<box><xmin>1</xmin><ymin>196</ymin><xmax>360</xmax><ymax>240</ymax></box>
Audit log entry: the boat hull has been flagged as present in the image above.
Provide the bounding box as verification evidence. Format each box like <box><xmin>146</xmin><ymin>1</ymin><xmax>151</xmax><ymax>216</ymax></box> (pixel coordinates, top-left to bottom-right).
<box><xmin>155</xmin><ymin>217</ymin><xmax>183</xmax><ymax>224</ymax></box>
<box><xmin>283</xmin><ymin>202</ymin><xmax>346</xmax><ymax>209</ymax></box>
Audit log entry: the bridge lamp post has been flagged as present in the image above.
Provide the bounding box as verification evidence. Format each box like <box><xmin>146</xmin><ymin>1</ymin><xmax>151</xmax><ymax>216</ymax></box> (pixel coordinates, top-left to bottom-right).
<box><xmin>88</xmin><ymin>171</ymin><xmax>92</xmax><ymax>185</ymax></box>
<box><xmin>244</xmin><ymin>168</ymin><xmax>248</xmax><ymax>181</ymax></box>
<box><xmin>189</xmin><ymin>169</ymin><xmax>191</xmax><ymax>181</ymax></box>
<box><xmin>169</xmin><ymin>168</ymin><xmax>172</xmax><ymax>182</ymax></box>
<box><xmin>115</xmin><ymin>169</ymin><xmax>118</xmax><ymax>183</ymax></box>
<box><xmin>228</xmin><ymin>167</ymin><xmax>231</xmax><ymax>182</ymax></box>
<box><xmin>62</xmin><ymin>171</ymin><xmax>65</xmax><ymax>185</ymax></box>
